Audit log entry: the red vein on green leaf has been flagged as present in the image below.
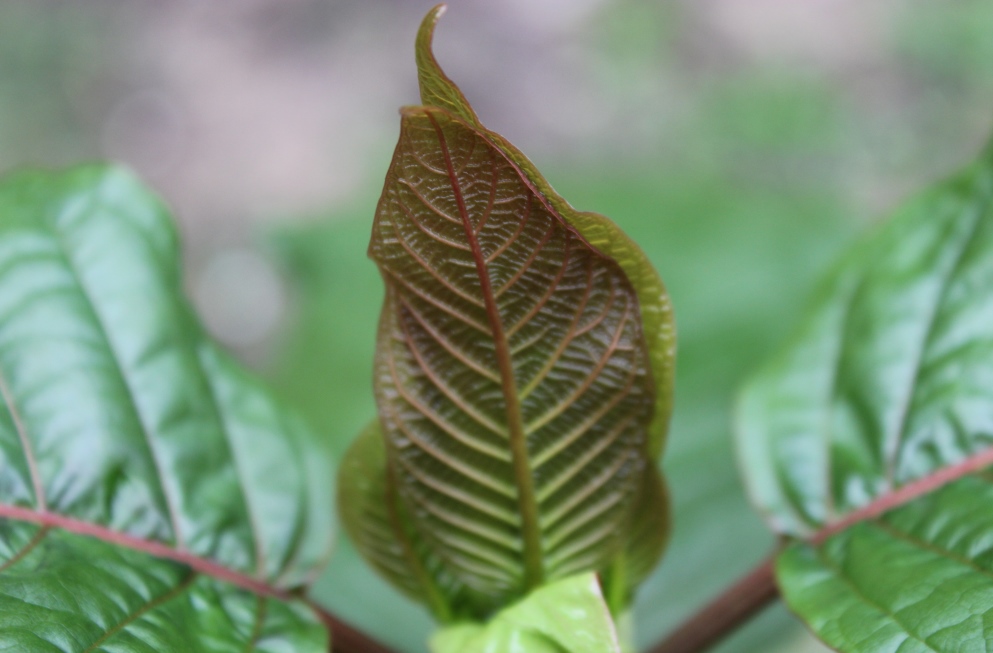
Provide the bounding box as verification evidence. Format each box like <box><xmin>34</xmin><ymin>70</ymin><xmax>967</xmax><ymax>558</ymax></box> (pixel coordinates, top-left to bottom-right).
<box><xmin>473</xmin><ymin>149</ymin><xmax>499</xmax><ymax>235</ymax></box>
<box><xmin>533</xmin><ymin>355</ymin><xmax>640</xmax><ymax>468</ymax></box>
<box><xmin>401</xmin><ymin>473</ymin><xmax>519</xmax><ymax>550</ymax></box>
<box><xmin>390</xmin><ymin>219</ymin><xmax>486</xmax><ymax>307</ymax></box>
<box><xmin>407</xmin><ymin>504</ymin><xmax>519</xmax><ymax>573</ymax></box>
<box><xmin>0</xmin><ymin>370</ymin><xmax>45</xmax><ymax>512</ymax></box>
<box><xmin>538</xmin><ymin>413</ymin><xmax>639</xmax><ymax>501</ymax></box>
<box><xmin>391</xmin><ymin>447</ymin><xmax>518</xmax><ymax>524</ymax></box>
<box><xmin>525</xmin><ymin>297</ymin><xmax>633</xmax><ymax>436</ymax></box>
<box><xmin>0</xmin><ymin>505</ymin><xmax>391</xmax><ymax>653</ymax></box>
<box><xmin>48</xmin><ymin>215</ymin><xmax>186</xmax><ymax>548</ymax></box>
<box><xmin>81</xmin><ymin>570</ymin><xmax>200</xmax><ymax>653</ymax></box>
<box><xmin>385</xmin><ymin>338</ymin><xmax>511</xmax><ymax>462</ymax></box>
<box><xmin>883</xmin><ymin>202</ymin><xmax>987</xmax><ymax>491</ymax></box>
<box><xmin>0</xmin><ymin>504</ymin><xmax>287</xmax><ymax>598</ymax></box>
<box><xmin>381</xmin><ymin>355</ymin><xmax>516</xmax><ymax>494</ymax></box>
<box><xmin>503</xmin><ymin>234</ymin><xmax>574</xmax><ymax>337</ymax></box>
<box><xmin>519</xmin><ymin>257</ymin><xmax>596</xmax><ymax>398</ymax></box>
<box><xmin>545</xmin><ymin>456</ymin><xmax>634</xmax><ymax>547</ymax></box>
<box><xmin>381</xmin><ymin>266</ymin><xmax>490</xmax><ymax>334</ymax></box>
<box><xmin>400</xmin><ymin>127</ymin><xmax>447</xmax><ymax>176</ymax></box>
<box><xmin>395</xmin><ymin>293</ymin><xmax>500</xmax><ymax>382</ymax></box>
<box><xmin>813</xmin><ymin>444</ymin><xmax>993</xmax><ymax>543</ymax></box>
<box><xmin>574</xmin><ymin>272</ymin><xmax>617</xmax><ymax>337</ymax></box>
<box><xmin>0</xmin><ymin>525</ymin><xmax>49</xmax><ymax>573</ymax></box>
<box><xmin>493</xmin><ymin>221</ymin><xmax>557</xmax><ymax>297</ymax></box>
<box><xmin>395</xmin><ymin>200</ymin><xmax>471</xmax><ymax>252</ymax></box>
<box><xmin>651</xmin><ymin>444</ymin><xmax>993</xmax><ymax>653</ymax></box>
<box><xmin>399</xmin><ymin>179</ymin><xmax>462</xmax><ymax>226</ymax></box>
<box><xmin>426</xmin><ymin>109</ymin><xmax>545</xmax><ymax>589</ymax></box>
<box><xmin>240</xmin><ymin>596</ymin><xmax>268</xmax><ymax>653</ymax></box>
<box><xmin>396</xmin><ymin>306</ymin><xmax>508</xmax><ymax>439</ymax></box>
<box><xmin>484</xmin><ymin>194</ymin><xmax>531</xmax><ymax>263</ymax></box>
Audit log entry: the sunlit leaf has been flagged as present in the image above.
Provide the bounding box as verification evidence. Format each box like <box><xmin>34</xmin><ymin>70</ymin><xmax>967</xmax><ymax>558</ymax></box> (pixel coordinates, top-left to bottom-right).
<box><xmin>0</xmin><ymin>166</ymin><xmax>334</xmax><ymax>650</ymax></box>
<box><xmin>738</xmin><ymin>141</ymin><xmax>993</xmax><ymax>651</ymax></box>
<box><xmin>347</xmin><ymin>6</ymin><xmax>674</xmax><ymax>617</ymax></box>
<box><xmin>429</xmin><ymin>573</ymin><xmax>621</xmax><ymax>653</ymax></box>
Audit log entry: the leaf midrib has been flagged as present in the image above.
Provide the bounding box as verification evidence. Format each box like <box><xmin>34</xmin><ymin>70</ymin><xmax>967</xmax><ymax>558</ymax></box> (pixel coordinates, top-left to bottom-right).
<box><xmin>0</xmin><ymin>503</ymin><xmax>295</xmax><ymax>602</ymax></box>
<box><xmin>811</xmin><ymin>444</ymin><xmax>993</xmax><ymax>544</ymax></box>
<box><xmin>424</xmin><ymin>111</ymin><xmax>544</xmax><ymax>590</ymax></box>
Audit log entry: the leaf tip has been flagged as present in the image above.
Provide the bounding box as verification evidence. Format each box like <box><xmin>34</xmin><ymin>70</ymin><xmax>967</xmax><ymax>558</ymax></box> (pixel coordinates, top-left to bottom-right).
<box><xmin>414</xmin><ymin>4</ymin><xmax>480</xmax><ymax>126</ymax></box>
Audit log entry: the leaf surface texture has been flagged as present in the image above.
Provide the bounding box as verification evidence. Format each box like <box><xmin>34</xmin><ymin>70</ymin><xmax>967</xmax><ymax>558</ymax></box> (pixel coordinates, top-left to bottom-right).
<box><xmin>350</xmin><ymin>7</ymin><xmax>675</xmax><ymax>614</ymax></box>
<box><xmin>737</xmin><ymin>144</ymin><xmax>993</xmax><ymax>651</ymax></box>
<box><xmin>0</xmin><ymin>166</ymin><xmax>334</xmax><ymax>651</ymax></box>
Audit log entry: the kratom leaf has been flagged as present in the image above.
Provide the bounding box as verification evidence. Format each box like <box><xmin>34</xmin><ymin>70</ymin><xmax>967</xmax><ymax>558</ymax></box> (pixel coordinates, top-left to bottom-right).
<box><xmin>269</xmin><ymin>63</ymin><xmax>861</xmax><ymax>653</ymax></box>
<box><xmin>778</xmin><ymin>474</ymin><xmax>993</xmax><ymax>653</ymax></box>
<box><xmin>600</xmin><ymin>467</ymin><xmax>670</xmax><ymax>611</ymax></box>
<box><xmin>0</xmin><ymin>166</ymin><xmax>334</xmax><ymax>650</ymax></box>
<box><xmin>338</xmin><ymin>419</ymin><xmax>475</xmax><ymax>621</ymax></box>
<box><xmin>359</xmin><ymin>6</ymin><xmax>674</xmax><ymax>613</ymax></box>
<box><xmin>415</xmin><ymin>5</ymin><xmax>480</xmax><ymax>128</ymax></box>
<box><xmin>0</xmin><ymin>522</ymin><xmax>328</xmax><ymax>652</ymax></box>
<box><xmin>737</xmin><ymin>141</ymin><xmax>993</xmax><ymax>651</ymax></box>
<box><xmin>429</xmin><ymin>573</ymin><xmax>621</xmax><ymax>653</ymax></box>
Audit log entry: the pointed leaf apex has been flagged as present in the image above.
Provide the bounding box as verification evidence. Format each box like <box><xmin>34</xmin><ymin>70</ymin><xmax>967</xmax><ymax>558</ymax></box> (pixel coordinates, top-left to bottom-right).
<box><xmin>415</xmin><ymin>4</ymin><xmax>481</xmax><ymax>126</ymax></box>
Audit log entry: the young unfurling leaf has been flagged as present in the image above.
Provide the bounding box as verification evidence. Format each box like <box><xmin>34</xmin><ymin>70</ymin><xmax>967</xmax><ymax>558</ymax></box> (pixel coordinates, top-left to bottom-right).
<box><xmin>339</xmin><ymin>4</ymin><xmax>675</xmax><ymax>620</ymax></box>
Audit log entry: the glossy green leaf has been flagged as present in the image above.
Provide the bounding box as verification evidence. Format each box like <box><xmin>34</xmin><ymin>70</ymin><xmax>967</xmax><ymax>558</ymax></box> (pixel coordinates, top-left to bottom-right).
<box><xmin>778</xmin><ymin>474</ymin><xmax>993</xmax><ymax>653</ymax></box>
<box><xmin>355</xmin><ymin>6</ymin><xmax>674</xmax><ymax>615</ymax></box>
<box><xmin>738</xmin><ymin>141</ymin><xmax>993</xmax><ymax>651</ymax></box>
<box><xmin>429</xmin><ymin>573</ymin><xmax>621</xmax><ymax>653</ymax></box>
<box><xmin>0</xmin><ymin>166</ymin><xmax>334</xmax><ymax>650</ymax></box>
<box><xmin>0</xmin><ymin>522</ymin><xmax>327</xmax><ymax>652</ymax></box>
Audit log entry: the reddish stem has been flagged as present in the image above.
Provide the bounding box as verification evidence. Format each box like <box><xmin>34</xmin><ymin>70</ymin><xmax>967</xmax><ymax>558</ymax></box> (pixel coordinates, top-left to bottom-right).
<box><xmin>647</xmin><ymin>556</ymin><xmax>779</xmax><ymax>653</ymax></box>
<box><xmin>649</xmin><ymin>445</ymin><xmax>993</xmax><ymax>653</ymax></box>
<box><xmin>308</xmin><ymin>604</ymin><xmax>398</xmax><ymax>653</ymax></box>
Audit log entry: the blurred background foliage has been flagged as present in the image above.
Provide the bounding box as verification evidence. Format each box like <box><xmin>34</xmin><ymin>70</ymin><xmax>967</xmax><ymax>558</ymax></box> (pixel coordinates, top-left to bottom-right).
<box><xmin>3</xmin><ymin>1</ymin><xmax>993</xmax><ymax>651</ymax></box>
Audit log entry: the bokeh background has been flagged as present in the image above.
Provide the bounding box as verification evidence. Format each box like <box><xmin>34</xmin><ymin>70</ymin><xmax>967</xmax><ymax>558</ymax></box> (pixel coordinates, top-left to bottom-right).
<box><xmin>3</xmin><ymin>1</ymin><xmax>993</xmax><ymax>651</ymax></box>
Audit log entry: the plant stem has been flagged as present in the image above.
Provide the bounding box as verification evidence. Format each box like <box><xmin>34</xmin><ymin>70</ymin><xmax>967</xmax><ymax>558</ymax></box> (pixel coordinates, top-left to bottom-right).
<box><xmin>646</xmin><ymin>555</ymin><xmax>779</xmax><ymax>653</ymax></box>
<box><xmin>308</xmin><ymin>601</ymin><xmax>399</xmax><ymax>653</ymax></box>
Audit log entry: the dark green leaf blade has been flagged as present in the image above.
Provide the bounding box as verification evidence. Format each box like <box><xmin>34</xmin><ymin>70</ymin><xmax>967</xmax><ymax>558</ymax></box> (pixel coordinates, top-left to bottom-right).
<box><xmin>737</xmin><ymin>142</ymin><xmax>993</xmax><ymax>651</ymax></box>
<box><xmin>0</xmin><ymin>521</ymin><xmax>327</xmax><ymax>652</ymax></box>
<box><xmin>738</xmin><ymin>146</ymin><xmax>993</xmax><ymax>535</ymax></box>
<box><xmin>778</xmin><ymin>473</ymin><xmax>993</xmax><ymax>653</ymax></box>
<box><xmin>0</xmin><ymin>165</ymin><xmax>334</xmax><ymax>649</ymax></box>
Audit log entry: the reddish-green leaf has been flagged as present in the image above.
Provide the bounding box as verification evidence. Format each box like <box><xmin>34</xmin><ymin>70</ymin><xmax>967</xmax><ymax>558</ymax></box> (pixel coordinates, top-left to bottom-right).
<box><xmin>340</xmin><ymin>5</ymin><xmax>674</xmax><ymax>619</ymax></box>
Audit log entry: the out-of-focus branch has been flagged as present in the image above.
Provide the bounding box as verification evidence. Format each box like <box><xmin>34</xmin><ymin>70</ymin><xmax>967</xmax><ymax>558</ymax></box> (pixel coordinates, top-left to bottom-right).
<box><xmin>646</xmin><ymin>555</ymin><xmax>779</xmax><ymax>653</ymax></box>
